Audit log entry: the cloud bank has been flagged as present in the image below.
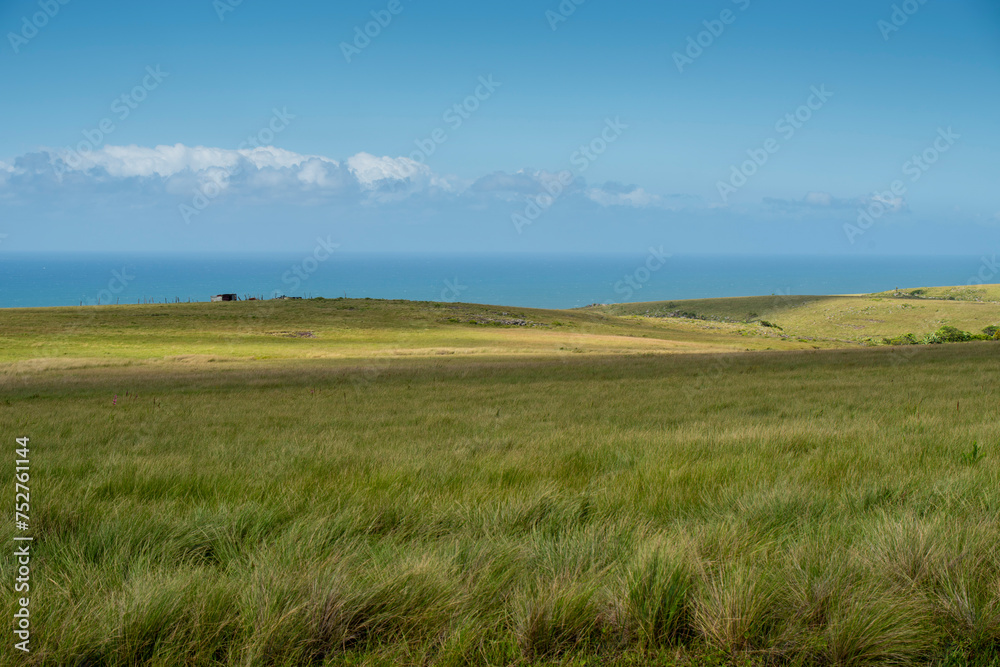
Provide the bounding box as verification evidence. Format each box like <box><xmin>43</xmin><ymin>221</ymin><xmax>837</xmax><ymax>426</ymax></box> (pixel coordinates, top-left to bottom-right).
<box><xmin>1</xmin><ymin>143</ymin><xmax>699</xmax><ymax>214</ymax></box>
<box><xmin>3</xmin><ymin>142</ymin><xmax>980</xmax><ymax>255</ymax></box>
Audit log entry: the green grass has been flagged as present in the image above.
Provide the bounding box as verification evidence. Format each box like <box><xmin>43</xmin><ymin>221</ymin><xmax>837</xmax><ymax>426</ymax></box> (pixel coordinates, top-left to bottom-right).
<box><xmin>590</xmin><ymin>284</ymin><xmax>1000</xmax><ymax>345</ymax></box>
<box><xmin>1</xmin><ymin>296</ymin><xmax>1000</xmax><ymax>665</ymax></box>
<box><xmin>869</xmin><ymin>284</ymin><xmax>1000</xmax><ymax>302</ymax></box>
<box><xmin>0</xmin><ymin>297</ymin><xmax>823</xmax><ymax>369</ymax></box>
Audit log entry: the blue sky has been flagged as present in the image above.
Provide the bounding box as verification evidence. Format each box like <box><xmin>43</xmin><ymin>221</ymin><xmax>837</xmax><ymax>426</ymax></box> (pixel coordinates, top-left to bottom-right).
<box><xmin>0</xmin><ymin>0</ymin><xmax>998</xmax><ymax>254</ymax></box>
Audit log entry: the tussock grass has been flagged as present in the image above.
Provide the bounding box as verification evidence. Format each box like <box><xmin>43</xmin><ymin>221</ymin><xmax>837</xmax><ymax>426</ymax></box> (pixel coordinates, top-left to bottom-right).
<box><xmin>692</xmin><ymin>562</ymin><xmax>783</xmax><ymax>655</ymax></box>
<box><xmin>514</xmin><ymin>575</ymin><xmax>617</xmax><ymax>660</ymax></box>
<box><xmin>625</xmin><ymin>547</ymin><xmax>693</xmax><ymax>648</ymax></box>
<box><xmin>818</xmin><ymin>585</ymin><xmax>931</xmax><ymax>666</ymax></box>
<box><xmin>2</xmin><ymin>303</ymin><xmax>1000</xmax><ymax>664</ymax></box>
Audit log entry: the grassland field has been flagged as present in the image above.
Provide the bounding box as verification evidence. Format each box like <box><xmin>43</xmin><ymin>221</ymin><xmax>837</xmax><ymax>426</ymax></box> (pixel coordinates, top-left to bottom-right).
<box><xmin>1</xmin><ymin>286</ymin><xmax>999</xmax><ymax>666</ymax></box>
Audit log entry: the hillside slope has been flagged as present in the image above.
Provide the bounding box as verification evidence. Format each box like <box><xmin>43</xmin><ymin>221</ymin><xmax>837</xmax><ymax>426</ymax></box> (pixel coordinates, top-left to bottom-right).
<box><xmin>0</xmin><ymin>297</ymin><xmax>822</xmax><ymax>369</ymax></box>
<box><xmin>2</xmin><ymin>286</ymin><xmax>998</xmax><ymax>371</ymax></box>
<box><xmin>588</xmin><ymin>285</ymin><xmax>1000</xmax><ymax>344</ymax></box>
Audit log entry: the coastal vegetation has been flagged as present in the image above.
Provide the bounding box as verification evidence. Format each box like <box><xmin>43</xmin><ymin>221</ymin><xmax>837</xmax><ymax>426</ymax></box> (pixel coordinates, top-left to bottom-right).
<box><xmin>1</xmin><ymin>288</ymin><xmax>998</xmax><ymax>665</ymax></box>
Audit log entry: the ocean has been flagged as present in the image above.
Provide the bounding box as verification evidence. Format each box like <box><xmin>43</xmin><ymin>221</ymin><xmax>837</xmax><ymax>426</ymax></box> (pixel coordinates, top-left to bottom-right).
<box><xmin>0</xmin><ymin>253</ymin><xmax>991</xmax><ymax>310</ymax></box>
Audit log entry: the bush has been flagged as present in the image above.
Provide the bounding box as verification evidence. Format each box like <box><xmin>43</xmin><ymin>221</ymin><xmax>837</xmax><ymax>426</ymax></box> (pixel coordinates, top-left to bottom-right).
<box><xmin>934</xmin><ymin>326</ymin><xmax>973</xmax><ymax>343</ymax></box>
<box><xmin>982</xmin><ymin>325</ymin><xmax>1000</xmax><ymax>339</ymax></box>
<box><xmin>883</xmin><ymin>334</ymin><xmax>919</xmax><ymax>346</ymax></box>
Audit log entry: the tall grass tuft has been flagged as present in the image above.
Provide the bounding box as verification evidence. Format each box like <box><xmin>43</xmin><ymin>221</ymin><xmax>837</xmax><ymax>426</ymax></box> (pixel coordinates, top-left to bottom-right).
<box><xmin>514</xmin><ymin>576</ymin><xmax>618</xmax><ymax>660</ymax></box>
<box><xmin>115</xmin><ymin>569</ymin><xmax>241</xmax><ymax>665</ymax></box>
<box><xmin>865</xmin><ymin>514</ymin><xmax>943</xmax><ymax>590</ymax></box>
<box><xmin>305</xmin><ymin>561</ymin><xmax>456</xmax><ymax>659</ymax></box>
<box><xmin>930</xmin><ymin>557</ymin><xmax>1000</xmax><ymax>656</ymax></box>
<box><xmin>692</xmin><ymin>562</ymin><xmax>782</xmax><ymax>655</ymax></box>
<box><xmin>822</xmin><ymin>584</ymin><xmax>934</xmax><ymax>666</ymax></box>
<box><xmin>625</xmin><ymin>549</ymin><xmax>693</xmax><ymax>648</ymax></box>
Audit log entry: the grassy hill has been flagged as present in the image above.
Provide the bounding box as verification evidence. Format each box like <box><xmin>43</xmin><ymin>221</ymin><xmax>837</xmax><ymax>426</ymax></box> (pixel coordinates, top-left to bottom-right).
<box><xmin>589</xmin><ymin>284</ymin><xmax>1000</xmax><ymax>345</ymax></box>
<box><xmin>870</xmin><ymin>284</ymin><xmax>1000</xmax><ymax>302</ymax></box>
<box><xmin>0</xmin><ymin>296</ymin><xmax>830</xmax><ymax>371</ymax></box>
<box><xmin>8</xmin><ymin>282</ymin><xmax>995</xmax><ymax>371</ymax></box>
<box><xmin>2</xmin><ymin>289</ymin><xmax>1000</xmax><ymax>666</ymax></box>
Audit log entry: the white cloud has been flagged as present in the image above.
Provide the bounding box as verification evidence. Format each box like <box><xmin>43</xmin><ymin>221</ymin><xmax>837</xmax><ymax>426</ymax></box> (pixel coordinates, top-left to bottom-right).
<box><xmin>764</xmin><ymin>191</ymin><xmax>905</xmax><ymax>213</ymax></box>
<box><xmin>587</xmin><ymin>186</ymin><xmax>659</xmax><ymax>208</ymax></box>
<box><xmin>347</xmin><ymin>152</ymin><xmax>423</xmax><ymax>188</ymax></box>
<box><xmin>585</xmin><ymin>183</ymin><xmax>701</xmax><ymax>210</ymax></box>
<box><xmin>804</xmin><ymin>191</ymin><xmax>833</xmax><ymax>207</ymax></box>
<box><xmin>865</xmin><ymin>192</ymin><xmax>906</xmax><ymax>213</ymax></box>
<box><xmin>296</xmin><ymin>158</ymin><xmax>337</xmax><ymax>187</ymax></box>
<box><xmin>3</xmin><ymin>144</ymin><xmax>700</xmax><ymax>214</ymax></box>
<box><xmin>345</xmin><ymin>152</ymin><xmax>460</xmax><ymax>199</ymax></box>
<box><xmin>470</xmin><ymin>169</ymin><xmax>579</xmax><ymax>202</ymax></box>
<box><xmin>194</xmin><ymin>166</ymin><xmax>236</xmax><ymax>194</ymax></box>
<box><xmin>53</xmin><ymin>143</ymin><xmax>335</xmax><ymax>179</ymax></box>
<box><xmin>12</xmin><ymin>147</ymin><xmax>696</xmax><ymax>212</ymax></box>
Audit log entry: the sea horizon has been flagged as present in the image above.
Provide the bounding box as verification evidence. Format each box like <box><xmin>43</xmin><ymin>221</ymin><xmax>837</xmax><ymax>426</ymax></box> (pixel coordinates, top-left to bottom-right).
<box><xmin>0</xmin><ymin>252</ymin><xmax>992</xmax><ymax>310</ymax></box>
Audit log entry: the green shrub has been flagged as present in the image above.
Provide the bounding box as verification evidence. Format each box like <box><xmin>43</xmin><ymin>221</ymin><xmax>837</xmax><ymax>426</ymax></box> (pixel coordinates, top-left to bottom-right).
<box><xmin>935</xmin><ymin>326</ymin><xmax>975</xmax><ymax>343</ymax></box>
<box><xmin>935</xmin><ymin>326</ymin><xmax>971</xmax><ymax>343</ymax></box>
<box><xmin>883</xmin><ymin>333</ymin><xmax>919</xmax><ymax>346</ymax></box>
